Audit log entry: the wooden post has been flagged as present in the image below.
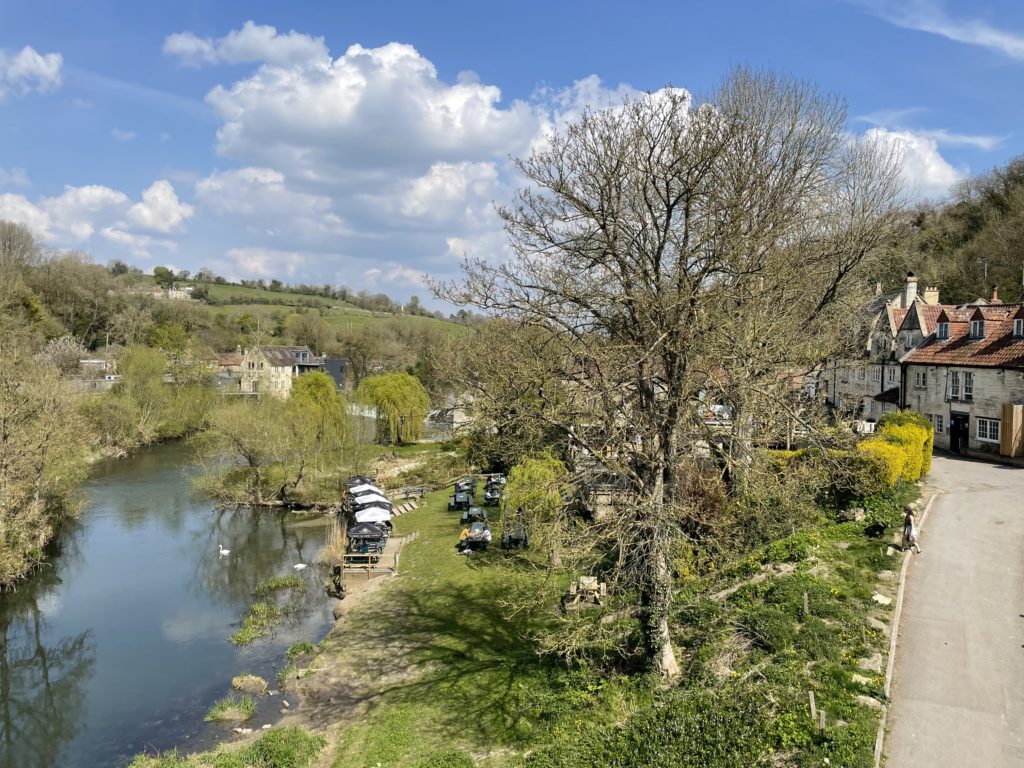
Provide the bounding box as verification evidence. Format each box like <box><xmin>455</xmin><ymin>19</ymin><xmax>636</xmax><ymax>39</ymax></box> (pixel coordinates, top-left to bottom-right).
<box><xmin>803</xmin><ymin>591</ymin><xmax>810</xmax><ymax>618</ymax></box>
<box><xmin>808</xmin><ymin>690</ymin><xmax>817</xmax><ymax>721</ymax></box>
<box><xmin>818</xmin><ymin>709</ymin><xmax>826</xmax><ymax>733</ymax></box>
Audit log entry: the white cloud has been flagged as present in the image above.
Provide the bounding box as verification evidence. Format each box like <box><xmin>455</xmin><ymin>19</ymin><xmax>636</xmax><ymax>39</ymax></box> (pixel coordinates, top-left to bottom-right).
<box><xmin>858</xmin><ymin>109</ymin><xmax>1007</xmax><ymax>150</ymax></box>
<box><xmin>0</xmin><ymin>181</ymin><xmax>192</xmax><ymax>254</ymax></box>
<box><xmin>112</xmin><ymin>128</ymin><xmax>136</xmax><ymax>141</ymax></box>
<box><xmin>223</xmin><ymin>246</ymin><xmax>308</xmax><ymax>278</ymax></box>
<box><xmin>859</xmin><ymin>0</ymin><xmax>1024</xmax><ymax>60</ymax></box>
<box><xmin>125</xmin><ymin>180</ymin><xmax>194</xmax><ymax>233</ymax></box>
<box><xmin>195</xmin><ymin>167</ymin><xmax>346</xmax><ymax>237</ymax></box>
<box><xmin>205</xmin><ymin>41</ymin><xmax>540</xmax><ymax>183</ymax></box>
<box><xmin>0</xmin><ymin>167</ymin><xmax>30</xmax><ymax>188</ymax></box>
<box><xmin>100</xmin><ymin>227</ymin><xmax>177</xmax><ymax>258</ymax></box>
<box><xmin>164</xmin><ymin>21</ymin><xmax>328</xmax><ymax>68</ymax></box>
<box><xmin>400</xmin><ymin>161</ymin><xmax>500</xmax><ymax>221</ymax></box>
<box><xmin>866</xmin><ymin>127</ymin><xmax>964</xmax><ymax>200</ymax></box>
<box><xmin>0</xmin><ymin>45</ymin><xmax>62</xmax><ymax>101</ymax></box>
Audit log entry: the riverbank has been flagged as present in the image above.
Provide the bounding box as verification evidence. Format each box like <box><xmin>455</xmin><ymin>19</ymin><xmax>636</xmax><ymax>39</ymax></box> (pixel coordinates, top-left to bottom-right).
<box><xmin>129</xmin><ymin>455</ymin><xmax>923</xmax><ymax>768</ymax></box>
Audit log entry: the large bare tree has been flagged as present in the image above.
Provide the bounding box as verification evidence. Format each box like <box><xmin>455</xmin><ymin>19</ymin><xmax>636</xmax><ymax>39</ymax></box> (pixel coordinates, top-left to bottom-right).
<box><xmin>438</xmin><ymin>68</ymin><xmax>903</xmax><ymax>678</ymax></box>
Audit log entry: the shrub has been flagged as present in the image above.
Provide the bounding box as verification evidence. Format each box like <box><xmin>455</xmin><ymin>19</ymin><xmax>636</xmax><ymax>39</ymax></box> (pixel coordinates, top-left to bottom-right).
<box><xmin>738</xmin><ymin>606</ymin><xmax>796</xmax><ymax>652</ymax></box>
<box><xmin>795</xmin><ymin>617</ymin><xmax>840</xmax><ymax>660</ymax></box>
<box><xmin>878</xmin><ymin>421</ymin><xmax>932</xmax><ymax>481</ymax></box>
<box><xmin>857</xmin><ymin>438</ymin><xmax>905</xmax><ymax>487</ymax></box>
<box><xmin>878</xmin><ymin>410</ymin><xmax>934</xmax><ymax>476</ymax></box>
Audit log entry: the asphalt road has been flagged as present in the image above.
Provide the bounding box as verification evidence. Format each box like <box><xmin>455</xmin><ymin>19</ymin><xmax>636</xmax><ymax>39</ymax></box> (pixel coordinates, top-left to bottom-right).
<box><xmin>887</xmin><ymin>452</ymin><xmax>1024</xmax><ymax>767</ymax></box>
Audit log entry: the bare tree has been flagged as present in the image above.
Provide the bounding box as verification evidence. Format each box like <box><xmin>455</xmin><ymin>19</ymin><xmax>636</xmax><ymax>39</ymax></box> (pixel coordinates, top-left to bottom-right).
<box><xmin>437</xmin><ymin>68</ymin><xmax>902</xmax><ymax>678</ymax></box>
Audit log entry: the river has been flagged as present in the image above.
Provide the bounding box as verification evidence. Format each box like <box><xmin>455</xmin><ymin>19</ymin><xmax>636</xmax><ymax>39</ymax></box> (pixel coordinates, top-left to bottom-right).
<box><xmin>0</xmin><ymin>442</ymin><xmax>336</xmax><ymax>768</ymax></box>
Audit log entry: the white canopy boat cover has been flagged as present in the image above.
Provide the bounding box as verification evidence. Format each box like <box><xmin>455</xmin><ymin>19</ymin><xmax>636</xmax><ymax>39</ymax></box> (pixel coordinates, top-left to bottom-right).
<box><xmin>354</xmin><ymin>507</ymin><xmax>392</xmax><ymax>524</ymax></box>
<box><xmin>349</xmin><ymin>484</ymin><xmax>384</xmax><ymax>496</ymax></box>
<box><xmin>352</xmin><ymin>492</ymin><xmax>390</xmax><ymax>507</ymax></box>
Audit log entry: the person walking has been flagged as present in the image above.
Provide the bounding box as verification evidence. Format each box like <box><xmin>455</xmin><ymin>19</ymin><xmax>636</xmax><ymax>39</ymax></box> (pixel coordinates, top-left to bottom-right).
<box><xmin>902</xmin><ymin>506</ymin><xmax>922</xmax><ymax>554</ymax></box>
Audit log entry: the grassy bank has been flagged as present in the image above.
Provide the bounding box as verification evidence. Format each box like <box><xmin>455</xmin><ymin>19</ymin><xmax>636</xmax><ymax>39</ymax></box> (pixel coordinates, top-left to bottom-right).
<box><xmin>132</xmin><ymin>444</ymin><xmax>920</xmax><ymax>767</ymax></box>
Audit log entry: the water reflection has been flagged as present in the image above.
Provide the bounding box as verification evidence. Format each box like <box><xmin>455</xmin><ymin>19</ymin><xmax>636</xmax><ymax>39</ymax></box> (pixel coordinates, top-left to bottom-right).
<box><xmin>0</xmin><ymin>568</ymin><xmax>96</xmax><ymax>768</ymax></box>
<box><xmin>0</xmin><ymin>442</ymin><xmax>334</xmax><ymax>768</ymax></box>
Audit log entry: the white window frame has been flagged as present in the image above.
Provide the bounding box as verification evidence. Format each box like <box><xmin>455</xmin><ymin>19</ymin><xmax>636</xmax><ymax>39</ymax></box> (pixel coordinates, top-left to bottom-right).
<box><xmin>914</xmin><ymin>370</ymin><xmax>927</xmax><ymax>388</ymax></box>
<box><xmin>1016</xmin><ymin>318</ymin><xmax>1024</xmax><ymax>338</ymax></box>
<box><xmin>887</xmin><ymin>367</ymin><xmax>898</xmax><ymax>383</ymax></box>
<box><xmin>970</xmin><ymin>319</ymin><xmax>984</xmax><ymax>339</ymax></box>
<box><xmin>934</xmin><ymin>414</ymin><xmax>944</xmax><ymax>434</ymax></box>
<box><xmin>858</xmin><ymin>369</ymin><xmax>866</xmax><ymax>381</ymax></box>
<box><xmin>937</xmin><ymin>322</ymin><xmax>950</xmax><ymax>340</ymax></box>
<box><xmin>963</xmin><ymin>371</ymin><xmax>974</xmax><ymax>400</ymax></box>
<box><xmin>949</xmin><ymin>371</ymin><xmax>960</xmax><ymax>399</ymax></box>
<box><xmin>977</xmin><ymin>417</ymin><xmax>1000</xmax><ymax>443</ymax></box>
<box><xmin>871</xmin><ymin>368</ymin><xmax>881</xmax><ymax>382</ymax></box>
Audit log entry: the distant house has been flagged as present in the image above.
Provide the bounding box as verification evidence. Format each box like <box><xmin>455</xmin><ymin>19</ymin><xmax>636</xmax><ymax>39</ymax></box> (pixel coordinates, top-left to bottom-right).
<box><xmin>240</xmin><ymin>345</ymin><xmax>325</xmax><ymax>397</ymax></box>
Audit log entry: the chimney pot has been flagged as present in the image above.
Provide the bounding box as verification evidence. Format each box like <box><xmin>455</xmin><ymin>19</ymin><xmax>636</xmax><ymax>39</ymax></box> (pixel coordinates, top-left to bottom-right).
<box><xmin>992</xmin><ymin>285</ymin><xmax>1001</xmax><ymax>303</ymax></box>
<box><xmin>903</xmin><ymin>272</ymin><xmax>919</xmax><ymax>309</ymax></box>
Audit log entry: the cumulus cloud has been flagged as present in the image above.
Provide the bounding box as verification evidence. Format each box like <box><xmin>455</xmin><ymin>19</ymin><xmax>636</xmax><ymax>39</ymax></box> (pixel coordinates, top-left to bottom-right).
<box><xmin>400</xmin><ymin>161</ymin><xmax>500</xmax><ymax>221</ymax></box>
<box><xmin>164</xmin><ymin>21</ymin><xmax>328</xmax><ymax>68</ymax></box>
<box><xmin>125</xmin><ymin>180</ymin><xmax>195</xmax><ymax>233</ymax></box>
<box><xmin>0</xmin><ymin>180</ymin><xmax>193</xmax><ymax>258</ymax></box>
<box><xmin>858</xmin><ymin>109</ymin><xmax>1006</xmax><ymax>151</ymax></box>
<box><xmin>866</xmin><ymin>127</ymin><xmax>964</xmax><ymax>200</ymax></box>
<box><xmin>195</xmin><ymin>167</ymin><xmax>346</xmax><ymax>238</ymax></box>
<box><xmin>223</xmin><ymin>246</ymin><xmax>308</xmax><ymax>278</ymax></box>
<box><xmin>0</xmin><ymin>45</ymin><xmax>62</xmax><ymax>101</ymax></box>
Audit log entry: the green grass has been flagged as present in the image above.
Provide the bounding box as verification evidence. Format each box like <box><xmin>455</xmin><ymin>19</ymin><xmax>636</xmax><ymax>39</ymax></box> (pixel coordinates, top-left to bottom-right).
<box><xmin>287</xmin><ymin>641</ymin><xmax>316</xmax><ymax>661</ymax></box>
<box><xmin>319</xmin><ymin>458</ymin><xmax>919</xmax><ymax>767</ymax></box>
<box><xmin>252</xmin><ymin>575</ymin><xmax>306</xmax><ymax>597</ymax></box>
<box><xmin>128</xmin><ymin>726</ymin><xmax>325</xmax><ymax>768</ymax></box>
<box><xmin>204</xmin><ymin>694</ymin><xmax>256</xmax><ymax>722</ymax></box>
<box><xmin>229</xmin><ymin>602</ymin><xmax>283</xmax><ymax>645</ymax></box>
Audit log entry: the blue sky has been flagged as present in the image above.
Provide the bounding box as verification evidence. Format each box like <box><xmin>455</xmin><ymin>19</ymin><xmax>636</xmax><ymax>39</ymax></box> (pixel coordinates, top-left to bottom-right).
<box><xmin>1</xmin><ymin>0</ymin><xmax>1022</xmax><ymax>301</ymax></box>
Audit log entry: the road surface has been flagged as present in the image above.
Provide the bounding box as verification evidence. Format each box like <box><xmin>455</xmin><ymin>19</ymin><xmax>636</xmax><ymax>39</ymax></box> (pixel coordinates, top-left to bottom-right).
<box><xmin>887</xmin><ymin>452</ymin><xmax>1024</xmax><ymax>767</ymax></box>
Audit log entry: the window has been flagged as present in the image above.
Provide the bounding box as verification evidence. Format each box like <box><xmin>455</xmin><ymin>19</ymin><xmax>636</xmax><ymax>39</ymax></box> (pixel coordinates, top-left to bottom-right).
<box><xmin>970</xmin><ymin>319</ymin><xmax>984</xmax><ymax>339</ymax></box>
<box><xmin>977</xmin><ymin>417</ymin><xmax>1000</xmax><ymax>443</ymax></box>
<box><xmin>931</xmin><ymin>414</ymin><xmax>944</xmax><ymax>434</ymax></box>
<box><xmin>963</xmin><ymin>372</ymin><xmax>974</xmax><ymax>400</ymax></box>
<box><xmin>858</xmin><ymin>369</ymin><xmax>866</xmax><ymax>381</ymax></box>
<box><xmin>871</xmin><ymin>368</ymin><xmax>880</xmax><ymax>382</ymax></box>
<box><xmin>1016</xmin><ymin>318</ymin><xmax>1024</xmax><ymax>338</ymax></box>
<box><xmin>936</xmin><ymin>322</ymin><xmax>950</xmax><ymax>339</ymax></box>
<box><xmin>888</xmin><ymin>367</ymin><xmax>898</xmax><ymax>383</ymax></box>
<box><xmin>949</xmin><ymin>371</ymin><xmax>960</xmax><ymax>399</ymax></box>
<box><xmin>914</xmin><ymin>370</ymin><xmax>927</xmax><ymax>388</ymax></box>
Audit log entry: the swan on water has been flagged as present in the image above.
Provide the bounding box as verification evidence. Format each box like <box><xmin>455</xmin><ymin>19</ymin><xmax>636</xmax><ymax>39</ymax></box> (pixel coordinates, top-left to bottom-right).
<box><xmin>293</xmin><ymin>563</ymin><xmax>307</xmax><ymax>570</ymax></box>
<box><xmin>218</xmin><ymin>544</ymin><xmax>230</xmax><ymax>557</ymax></box>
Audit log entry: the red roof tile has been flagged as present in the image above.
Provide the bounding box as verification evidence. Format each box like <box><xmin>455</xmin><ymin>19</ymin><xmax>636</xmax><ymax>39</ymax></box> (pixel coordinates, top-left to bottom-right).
<box><xmin>905</xmin><ymin>303</ymin><xmax>1024</xmax><ymax>368</ymax></box>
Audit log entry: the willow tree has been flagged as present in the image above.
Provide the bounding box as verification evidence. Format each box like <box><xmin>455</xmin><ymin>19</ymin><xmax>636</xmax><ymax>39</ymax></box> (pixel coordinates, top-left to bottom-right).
<box><xmin>357</xmin><ymin>372</ymin><xmax>430</xmax><ymax>444</ymax></box>
<box><xmin>437</xmin><ymin>68</ymin><xmax>903</xmax><ymax>678</ymax></box>
<box><xmin>503</xmin><ymin>452</ymin><xmax>567</xmax><ymax>567</ymax></box>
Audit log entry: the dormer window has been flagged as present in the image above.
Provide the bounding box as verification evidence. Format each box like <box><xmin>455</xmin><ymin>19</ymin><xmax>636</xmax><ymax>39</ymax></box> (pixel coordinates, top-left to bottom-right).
<box><xmin>936</xmin><ymin>322</ymin><xmax>950</xmax><ymax>340</ymax></box>
<box><xmin>970</xmin><ymin>319</ymin><xmax>984</xmax><ymax>339</ymax></box>
<box><xmin>1015</xmin><ymin>318</ymin><xmax>1024</xmax><ymax>338</ymax></box>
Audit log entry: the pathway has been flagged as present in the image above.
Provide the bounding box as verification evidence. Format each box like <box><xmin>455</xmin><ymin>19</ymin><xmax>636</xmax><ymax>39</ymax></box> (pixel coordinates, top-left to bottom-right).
<box><xmin>887</xmin><ymin>453</ymin><xmax>1024</xmax><ymax>766</ymax></box>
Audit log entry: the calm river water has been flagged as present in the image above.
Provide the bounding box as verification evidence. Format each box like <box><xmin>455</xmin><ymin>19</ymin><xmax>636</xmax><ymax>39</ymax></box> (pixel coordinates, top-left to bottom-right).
<box><xmin>0</xmin><ymin>442</ymin><xmax>335</xmax><ymax>768</ymax></box>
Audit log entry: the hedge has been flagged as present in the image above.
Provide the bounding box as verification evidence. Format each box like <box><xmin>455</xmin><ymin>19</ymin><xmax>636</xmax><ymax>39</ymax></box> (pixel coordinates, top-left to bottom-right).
<box><xmin>857</xmin><ymin>439</ymin><xmax>906</xmax><ymax>488</ymax></box>
<box><xmin>858</xmin><ymin>412</ymin><xmax>935</xmax><ymax>488</ymax></box>
<box><xmin>877</xmin><ymin>410</ymin><xmax>934</xmax><ymax>476</ymax></box>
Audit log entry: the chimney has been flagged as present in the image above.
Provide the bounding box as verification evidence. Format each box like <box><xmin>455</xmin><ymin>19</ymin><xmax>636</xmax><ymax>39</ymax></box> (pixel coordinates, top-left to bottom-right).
<box><xmin>991</xmin><ymin>285</ymin><xmax>1001</xmax><ymax>304</ymax></box>
<box><xmin>902</xmin><ymin>271</ymin><xmax>918</xmax><ymax>309</ymax></box>
<box><xmin>922</xmin><ymin>286</ymin><xmax>940</xmax><ymax>305</ymax></box>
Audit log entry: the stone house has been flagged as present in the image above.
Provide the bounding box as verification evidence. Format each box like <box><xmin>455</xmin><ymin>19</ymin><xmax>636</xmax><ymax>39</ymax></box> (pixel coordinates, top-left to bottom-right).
<box><xmin>901</xmin><ymin>298</ymin><xmax>1024</xmax><ymax>457</ymax></box>
<box><xmin>822</xmin><ymin>273</ymin><xmax>944</xmax><ymax>419</ymax></box>
<box><xmin>240</xmin><ymin>345</ymin><xmax>324</xmax><ymax>397</ymax></box>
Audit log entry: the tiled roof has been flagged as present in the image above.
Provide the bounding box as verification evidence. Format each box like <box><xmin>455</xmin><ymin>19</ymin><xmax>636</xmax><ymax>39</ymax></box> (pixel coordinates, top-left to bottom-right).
<box><xmin>916</xmin><ymin>304</ymin><xmax>949</xmax><ymax>335</ymax></box>
<box><xmin>890</xmin><ymin>308</ymin><xmax>908</xmax><ymax>334</ymax></box>
<box><xmin>218</xmin><ymin>352</ymin><xmax>243</xmax><ymax>366</ymax></box>
<box><xmin>905</xmin><ymin>303</ymin><xmax>1024</xmax><ymax>368</ymax></box>
<box><xmin>254</xmin><ymin>345</ymin><xmax>318</xmax><ymax>367</ymax></box>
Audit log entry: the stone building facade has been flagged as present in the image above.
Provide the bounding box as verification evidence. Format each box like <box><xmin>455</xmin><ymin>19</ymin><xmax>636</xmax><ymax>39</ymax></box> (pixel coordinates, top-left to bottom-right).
<box><xmin>902</xmin><ymin>301</ymin><xmax>1024</xmax><ymax>456</ymax></box>
<box><xmin>240</xmin><ymin>345</ymin><xmax>324</xmax><ymax>398</ymax></box>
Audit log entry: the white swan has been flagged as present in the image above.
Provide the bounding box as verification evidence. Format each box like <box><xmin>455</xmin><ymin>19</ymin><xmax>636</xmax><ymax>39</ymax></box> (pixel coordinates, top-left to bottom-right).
<box><xmin>293</xmin><ymin>563</ymin><xmax>307</xmax><ymax>570</ymax></box>
<box><xmin>218</xmin><ymin>544</ymin><xmax>230</xmax><ymax>557</ymax></box>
